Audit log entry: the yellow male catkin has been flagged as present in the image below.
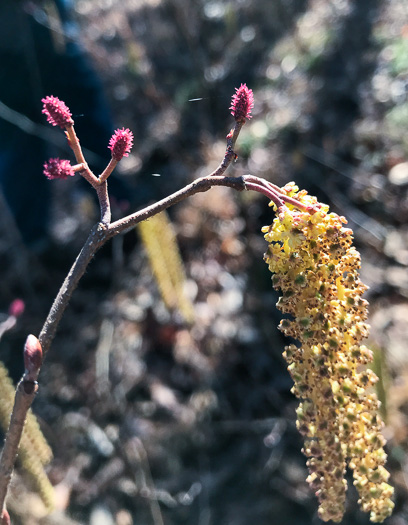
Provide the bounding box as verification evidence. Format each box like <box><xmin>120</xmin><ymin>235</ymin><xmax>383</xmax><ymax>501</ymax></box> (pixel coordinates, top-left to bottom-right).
<box><xmin>262</xmin><ymin>183</ymin><xmax>394</xmax><ymax>523</ymax></box>
<box><xmin>138</xmin><ymin>211</ymin><xmax>194</xmax><ymax>323</ymax></box>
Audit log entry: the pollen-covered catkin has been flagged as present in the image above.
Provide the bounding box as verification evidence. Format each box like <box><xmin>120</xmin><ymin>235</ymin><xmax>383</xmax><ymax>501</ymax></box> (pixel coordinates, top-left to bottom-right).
<box><xmin>262</xmin><ymin>183</ymin><xmax>394</xmax><ymax>523</ymax></box>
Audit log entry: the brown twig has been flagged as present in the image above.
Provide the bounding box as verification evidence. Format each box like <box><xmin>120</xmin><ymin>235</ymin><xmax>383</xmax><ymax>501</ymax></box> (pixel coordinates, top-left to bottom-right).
<box><xmin>106</xmin><ymin>175</ymin><xmax>246</xmax><ymax>237</ymax></box>
<box><xmin>95</xmin><ymin>182</ymin><xmax>111</xmax><ymax>225</ymax></box>
<box><xmin>0</xmin><ymin>94</ymin><xmax>314</xmax><ymax>514</ymax></box>
<box><xmin>0</xmin><ymin>382</ymin><xmax>36</xmax><ymax>510</ymax></box>
<box><xmin>244</xmin><ymin>180</ymin><xmax>285</xmax><ymax>209</ymax></box>
<box><xmin>99</xmin><ymin>158</ymin><xmax>118</xmax><ymax>185</ymax></box>
<box><xmin>65</xmin><ymin>125</ymin><xmax>111</xmax><ymax>223</ymax></box>
<box><xmin>65</xmin><ymin>125</ymin><xmax>86</xmax><ymax>166</ymax></box>
<box><xmin>38</xmin><ymin>223</ymin><xmax>108</xmax><ymax>358</ymax></box>
<box><xmin>244</xmin><ymin>175</ymin><xmax>315</xmax><ymax>212</ymax></box>
<box><xmin>0</xmin><ymin>165</ymin><xmax>311</xmax><ymax>514</ymax></box>
<box><xmin>208</xmin><ymin>120</ymin><xmax>244</xmax><ymax>177</ymax></box>
<box><xmin>0</xmin><ymin>336</ymin><xmax>42</xmax><ymax>516</ymax></box>
<box><xmin>65</xmin><ymin>125</ymin><xmax>100</xmax><ymax>189</ymax></box>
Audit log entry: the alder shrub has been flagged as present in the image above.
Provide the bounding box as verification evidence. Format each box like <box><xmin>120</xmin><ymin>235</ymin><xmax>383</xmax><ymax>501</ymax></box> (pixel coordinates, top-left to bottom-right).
<box><xmin>0</xmin><ymin>86</ymin><xmax>394</xmax><ymax>523</ymax></box>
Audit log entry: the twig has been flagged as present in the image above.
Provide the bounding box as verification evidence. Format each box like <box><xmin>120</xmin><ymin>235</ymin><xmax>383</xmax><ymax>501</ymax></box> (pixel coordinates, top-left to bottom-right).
<box><xmin>38</xmin><ymin>223</ymin><xmax>107</xmax><ymax>358</ymax></box>
<box><xmin>0</xmin><ymin>382</ymin><xmax>38</xmax><ymax>511</ymax></box>
<box><xmin>0</xmin><ymin>169</ymin><xmax>310</xmax><ymax>514</ymax></box>
<box><xmin>99</xmin><ymin>158</ymin><xmax>118</xmax><ymax>185</ymax></box>
<box><xmin>208</xmin><ymin>120</ymin><xmax>244</xmax><ymax>177</ymax></box>
<box><xmin>0</xmin><ymin>85</ymin><xmax>315</xmax><ymax>515</ymax></box>
<box><xmin>37</xmin><ymin>173</ymin><xmax>291</xmax><ymax>356</ymax></box>
<box><xmin>0</xmin><ymin>170</ymin><xmax>303</xmax><ymax>512</ymax></box>
<box><xmin>106</xmin><ymin>175</ymin><xmax>247</xmax><ymax>237</ymax></box>
<box><xmin>65</xmin><ymin>125</ymin><xmax>86</xmax><ymax>166</ymax></box>
<box><xmin>95</xmin><ymin>182</ymin><xmax>111</xmax><ymax>225</ymax></box>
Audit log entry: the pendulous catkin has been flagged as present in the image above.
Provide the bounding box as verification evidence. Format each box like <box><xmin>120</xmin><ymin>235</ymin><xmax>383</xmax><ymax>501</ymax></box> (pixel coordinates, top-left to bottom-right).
<box><xmin>263</xmin><ymin>182</ymin><xmax>394</xmax><ymax>523</ymax></box>
<box><xmin>137</xmin><ymin>211</ymin><xmax>194</xmax><ymax>324</ymax></box>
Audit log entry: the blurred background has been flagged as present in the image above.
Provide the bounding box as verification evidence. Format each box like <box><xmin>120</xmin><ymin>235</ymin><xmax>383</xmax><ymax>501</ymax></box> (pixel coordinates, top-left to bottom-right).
<box><xmin>1</xmin><ymin>0</ymin><xmax>408</xmax><ymax>523</ymax></box>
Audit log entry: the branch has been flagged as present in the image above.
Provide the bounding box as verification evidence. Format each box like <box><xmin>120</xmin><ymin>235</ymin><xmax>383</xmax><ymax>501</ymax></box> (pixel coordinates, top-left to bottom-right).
<box><xmin>0</xmin><ymin>173</ymin><xmax>267</xmax><ymax>512</ymax></box>
<box><xmin>106</xmin><ymin>175</ymin><xmax>247</xmax><ymax>237</ymax></box>
<box><xmin>0</xmin><ymin>166</ymin><xmax>314</xmax><ymax>516</ymax></box>
<box><xmin>95</xmin><ymin>182</ymin><xmax>111</xmax><ymax>225</ymax></box>
<box><xmin>36</xmin><ymin>174</ymin><xmax>288</xmax><ymax>355</ymax></box>
<box><xmin>0</xmin><ymin>336</ymin><xmax>42</xmax><ymax>514</ymax></box>
<box><xmin>38</xmin><ymin>224</ymin><xmax>107</xmax><ymax>358</ymax></box>
<box><xmin>99</xmin><ymin>158</ymin><xmax>118</xmax><ymax>185</ymax></box>
<box><xmin>65</xmin><ymin>126</ymin><xmax>111</xmax><ymax>224</ymax></box>
<box><xmin>0</xmin><ymin>382</ymin><xmax>34</xmax><ymax>513</ymax></box>
<box><xmin>208</xmin><ymin>120</ymin><xmax>244</xmax><ymax>177</ymax></box>
<box><xmin>0</xmin><ymin>85</ymin><xmax>315</xmax><ymax>515</ymax></box>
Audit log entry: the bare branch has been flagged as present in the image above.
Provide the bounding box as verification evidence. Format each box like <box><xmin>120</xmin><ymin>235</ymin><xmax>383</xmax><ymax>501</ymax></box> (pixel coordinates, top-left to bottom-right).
<box><xmin>0</xmin><ymin>378</ymin><xmax>39</xmax><ymax>513</ymax></box>
<box><xmin>95</xmin><ymin>182</ymin><xmax>111</xmax><ymax>225</ymax></box>
<box><xmin>99</xmin><ymin>158</ymin><xmax>118</xmax><ymax>185</ymax></box>
<box><xmin>106</xmin><ymin>175</ymin><xmax>247</xmax><ymax>238</ymax></box>
<box><xmin>1</xmin><ymin>84</ymin><xmax>312</xmax><ymax>514</ymax></box>
<box><xmin>38</xmin><ymin>223</ymin><xmax>108</xmax><ymax>357</ymax></box>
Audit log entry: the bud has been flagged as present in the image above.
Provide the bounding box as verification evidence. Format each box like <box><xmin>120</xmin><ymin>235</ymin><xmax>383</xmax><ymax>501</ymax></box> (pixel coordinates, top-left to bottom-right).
<box><xmin>8</xmin><ymin>298</ymin><xmax>25</xmax><ymax>318</ymax></box>
<box><xmin>230</xmin><ymin>83</ymin><xmax>254</xmax><ymax>122</ymax></box>
<box><xmin>41</xmin><ymin>95</ymin><xmax>73</xmax><ymax>129</ymax></box>
<box><xmin>43</xmin><ymin>158</ymin><xmax>75</xmax><ymax>180</ymax></box>
<box><xmin>108</xmin><ymin>128</ymin><xmax>134</xmax><ymax>161</ymax></box>
<box><xmin>24</xmin><ymin>334</ymin><xmax>43</xmax><ymax>381</ymax></box>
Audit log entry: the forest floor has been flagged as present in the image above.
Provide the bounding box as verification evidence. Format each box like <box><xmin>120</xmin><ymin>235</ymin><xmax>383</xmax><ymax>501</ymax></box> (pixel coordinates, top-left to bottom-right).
<box><xmin>1</xmin><ymin>0</ymin><xmax>408</xmax><ymax>524</ymax></box>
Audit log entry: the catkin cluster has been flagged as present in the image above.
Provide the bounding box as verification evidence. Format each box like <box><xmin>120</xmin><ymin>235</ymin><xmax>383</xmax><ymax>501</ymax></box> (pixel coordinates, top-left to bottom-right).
<box><xmin>262</xmin><ymin>183</ymin><xmax>394</xmax><ymax>523</ymax></box>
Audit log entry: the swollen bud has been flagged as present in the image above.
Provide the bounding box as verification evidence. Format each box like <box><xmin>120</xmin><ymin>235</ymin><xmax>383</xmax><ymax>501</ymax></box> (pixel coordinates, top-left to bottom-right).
<box><xmin>24</xmin><ymin>335</ymin><xmax>43</xmax><ymax>381</ymax></box>
<box><xmin>1</xmin><ymin>510</ymin><xmax>10</xmax><ymax>525</ymax></box>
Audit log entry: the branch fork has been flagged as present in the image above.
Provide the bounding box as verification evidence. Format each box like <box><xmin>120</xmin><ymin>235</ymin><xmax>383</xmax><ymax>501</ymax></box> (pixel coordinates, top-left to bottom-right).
<box><xmin>0</xmin><ymin>86</ymin><xmax>316</xmax><ymax>517</ymax></box>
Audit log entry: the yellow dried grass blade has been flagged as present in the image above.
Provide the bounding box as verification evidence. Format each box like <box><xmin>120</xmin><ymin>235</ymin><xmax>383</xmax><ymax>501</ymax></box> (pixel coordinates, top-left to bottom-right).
<box><xmin>0</xmin><ymin>362</ymin><xmax>54</xmax><ymax>511</ymax></box>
